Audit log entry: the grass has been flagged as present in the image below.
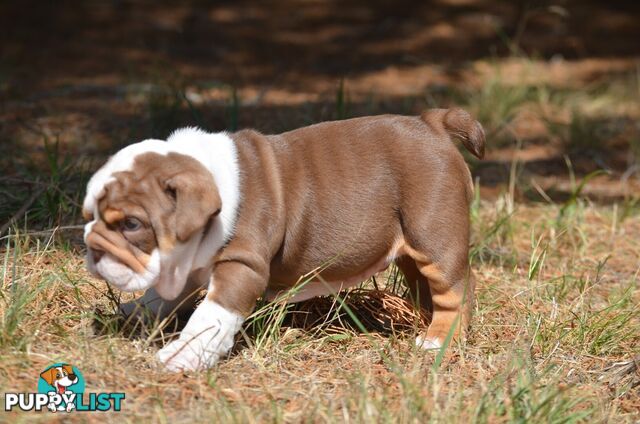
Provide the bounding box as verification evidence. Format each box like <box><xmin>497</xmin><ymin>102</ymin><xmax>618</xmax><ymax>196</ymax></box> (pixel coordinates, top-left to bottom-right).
<box><xmin>462</xmin><ymin>75</ymin><xmax>538</xmax><ymax>142</ymax></box>
<box><xmin>0</xmin><ymin>199</ymin><xmax>638</xmax><ymax>422</ymax></box>
<box><xmin>146</xmin><ymin>81</ymin><xmax>209</xmax><ymax>138</ymax></box>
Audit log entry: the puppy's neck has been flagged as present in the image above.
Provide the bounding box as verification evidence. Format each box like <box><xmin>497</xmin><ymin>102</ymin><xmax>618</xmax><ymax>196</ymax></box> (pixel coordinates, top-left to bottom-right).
<box><xmin>165</xmin><ymin>129</ymin><xmax>241</xmax><ymax>271</ymax></box>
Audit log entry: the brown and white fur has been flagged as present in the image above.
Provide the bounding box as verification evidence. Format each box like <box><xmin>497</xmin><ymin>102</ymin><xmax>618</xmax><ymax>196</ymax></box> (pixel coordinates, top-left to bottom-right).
<box><xmin>83</xmin><ymin>108</ymin><xmax>485</xmax><ymax>371</ymax></box>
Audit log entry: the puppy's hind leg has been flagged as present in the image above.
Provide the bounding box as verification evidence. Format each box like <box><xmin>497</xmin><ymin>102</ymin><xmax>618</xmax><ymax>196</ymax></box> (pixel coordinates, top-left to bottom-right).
<box><xmin>396</xmin><ymin>255</ymin><xmax>433</xmax><ymax>316</ymax></box>
<box><xmin>400</xmin><ymin>196</ymin><xmax>475</xmax><ymax>349</ymax></box>
<box><xmin>411</xmin><ymin>259</ymin><xmax>475</xmax><ymax>349</ymax></box>
<box><xmin>398</xmin><ymin>250</ymin><xmax>471</xmax><ymax>349</ymax></box>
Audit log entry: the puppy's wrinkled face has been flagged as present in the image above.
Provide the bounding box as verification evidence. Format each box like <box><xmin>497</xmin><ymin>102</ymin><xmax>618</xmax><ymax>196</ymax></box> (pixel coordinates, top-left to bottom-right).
<box><xmin>83</xmin><ymin>148</ymin><xmax>221</xmax><ymax>297</ymax></box>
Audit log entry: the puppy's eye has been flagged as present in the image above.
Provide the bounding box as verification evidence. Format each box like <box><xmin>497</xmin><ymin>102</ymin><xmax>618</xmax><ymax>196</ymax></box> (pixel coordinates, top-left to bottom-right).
<box><xmin>165</xmin><ymin>187</ymin><xmax>177</xmax><ymax>201</ymax></box>
<box><xmin>122</xmin><ymin>217</ymin><xmax>142</xmax><ymax>232</ymax></box>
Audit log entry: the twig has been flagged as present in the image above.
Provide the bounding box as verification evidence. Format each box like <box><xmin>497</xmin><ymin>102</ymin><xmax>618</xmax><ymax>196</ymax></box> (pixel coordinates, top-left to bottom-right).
<box><xmin>0</xmin><ymin>225</ymin><xmax>84</xmax><ymax>242</ymax></box>
<box><xmin>0</xmin><ymin>187</ymin><xmax>46</xmax><ymax>236</ymax></box>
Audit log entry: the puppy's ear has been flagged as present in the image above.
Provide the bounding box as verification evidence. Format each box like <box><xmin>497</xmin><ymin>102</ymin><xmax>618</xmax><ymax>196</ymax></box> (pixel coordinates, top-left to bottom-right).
<box><xmin>40</xmin><ymin>368</ymin><xmax>57</xmax><ymax>385</ymax></box>
<box><xmin>164</xmin><ymin>172</ymin><xmax>221</xmax><ymax>242</ymax></box>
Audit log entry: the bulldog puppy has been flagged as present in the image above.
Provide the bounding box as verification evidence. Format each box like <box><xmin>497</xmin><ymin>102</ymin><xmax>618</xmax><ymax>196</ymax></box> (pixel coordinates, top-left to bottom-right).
<box><xmin>83</xmin><ymin>108</ymin><xmax>484</xmax><ymax>371</ymax></box>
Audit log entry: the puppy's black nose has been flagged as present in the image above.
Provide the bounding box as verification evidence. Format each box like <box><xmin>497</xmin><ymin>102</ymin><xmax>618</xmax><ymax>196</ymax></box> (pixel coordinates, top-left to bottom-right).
<box><xmin>68</xmin><ymin>373</ymin><xmax>77</xmax><ymax>381</ymax></box>
<box><xmin>92</xmin><ymin>249</ymin><xmax>104</xmax><ymax>263</ymax></box>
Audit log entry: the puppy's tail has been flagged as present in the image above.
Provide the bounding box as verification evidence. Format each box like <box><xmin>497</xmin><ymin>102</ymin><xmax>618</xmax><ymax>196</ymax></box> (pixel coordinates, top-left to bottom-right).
<box><xmin>420</xmin><ymin>108</ymin><xmax>485</xmax><ymax>159</ymax></box>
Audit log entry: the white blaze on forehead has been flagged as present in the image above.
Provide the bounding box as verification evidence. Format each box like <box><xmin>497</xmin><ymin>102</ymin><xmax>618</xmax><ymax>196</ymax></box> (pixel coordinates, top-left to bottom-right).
<box><xmin>83</xmin><ymin>139</ymin><xmax>167</xmax><ymax>217</ymax></box>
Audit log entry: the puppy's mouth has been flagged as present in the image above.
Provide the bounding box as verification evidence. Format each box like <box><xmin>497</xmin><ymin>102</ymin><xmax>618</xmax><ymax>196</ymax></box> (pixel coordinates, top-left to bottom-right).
<box><xmin>86</xmin><ymin>250</ymin><xmax>161</xmax><ymax>293</ymax></box>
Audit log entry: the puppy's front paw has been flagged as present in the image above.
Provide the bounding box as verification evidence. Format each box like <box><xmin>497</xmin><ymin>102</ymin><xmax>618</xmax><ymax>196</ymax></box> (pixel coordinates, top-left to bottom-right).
<box><xmin>66</xmin><ymin>401</ymin><xmax>75</xmax><ymax>412</ymax></box>
<box><xmin>156</xmin><ymin>299</ymin><xmax>243</xmax><ymax>372</ymax></box>
<box><xmin>156</xmin><ymin>339</ymin><xmax>187</xmax><ymax>371</ymax></box>
<box><xmin>156</xmin><ymin>336</ymin><xmax>222</xmax><ymax>372</ymax></box>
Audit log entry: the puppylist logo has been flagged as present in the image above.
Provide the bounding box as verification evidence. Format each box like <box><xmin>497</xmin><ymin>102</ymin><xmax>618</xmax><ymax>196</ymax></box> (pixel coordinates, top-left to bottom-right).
<box><xmin>4</xmin><ymin>363</ymin><xmax>125</xmax><ymax>413</ymax></box>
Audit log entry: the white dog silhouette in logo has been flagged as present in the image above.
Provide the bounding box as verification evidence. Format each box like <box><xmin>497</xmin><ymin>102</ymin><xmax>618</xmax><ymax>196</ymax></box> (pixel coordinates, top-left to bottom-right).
<box><xmin>40</xmin><ymin>364</ymin><xmax>78</xmax><ymax>412</ymax></box>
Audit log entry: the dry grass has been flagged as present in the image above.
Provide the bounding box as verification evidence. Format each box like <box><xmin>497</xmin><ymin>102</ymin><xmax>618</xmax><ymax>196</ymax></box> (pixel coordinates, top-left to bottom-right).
<box><xmin>1</xmin><ymin>199</ymin><xmax>638</xmax><ymax>422</ymax></box>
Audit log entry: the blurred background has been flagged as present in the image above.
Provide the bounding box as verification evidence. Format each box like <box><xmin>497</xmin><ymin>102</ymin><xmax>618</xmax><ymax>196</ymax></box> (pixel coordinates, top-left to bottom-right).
<box><xmin>1</xmin><ymin>0</ymin><xmax>639</xmax><ymax>231</ymax></box>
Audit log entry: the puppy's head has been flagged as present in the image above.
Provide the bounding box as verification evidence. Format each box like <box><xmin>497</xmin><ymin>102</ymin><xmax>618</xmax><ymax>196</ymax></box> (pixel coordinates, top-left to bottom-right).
<box><xmin>83</xmin><ymin>139</ymin><xmax>221</xmax><ymax>300</ymax></box>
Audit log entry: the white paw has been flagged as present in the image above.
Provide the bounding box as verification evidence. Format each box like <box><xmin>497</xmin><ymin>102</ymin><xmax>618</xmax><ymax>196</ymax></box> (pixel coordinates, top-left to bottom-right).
<box><xmin>156</xmin><ymin>299</ymin><xmax>243</xmax><ymax>372</ymax></box>
<box><xmin>415</xmin><ymin>335</ymin><xmax>442</xmax><ymax>350</ymax></box>
<box><xmin>156</xmin><ymin>335</ymin><xmax>223</xmax><ymax>372</ymax></box>
<box><xmin>48</xmin><ymin>403</ymin><xmax>57</xmax><ymax>413</ymax></box>
<box><xmin>66</xmin><ymin>402</ymin><xmax>75</xmax><ymax>412</ymax></box>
